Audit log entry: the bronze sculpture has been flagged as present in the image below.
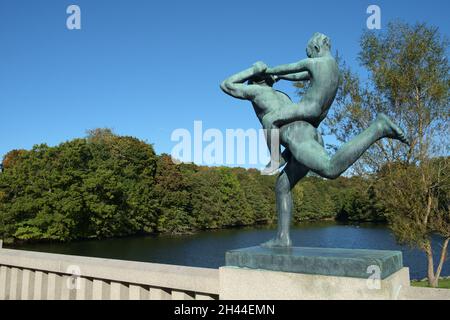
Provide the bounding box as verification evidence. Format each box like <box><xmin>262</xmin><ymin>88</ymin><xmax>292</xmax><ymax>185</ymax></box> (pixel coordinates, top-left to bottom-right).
<box><xmin>221</xmin><ymin>33</ymin><xmax>408</xmax><ymax>247</ymax></box>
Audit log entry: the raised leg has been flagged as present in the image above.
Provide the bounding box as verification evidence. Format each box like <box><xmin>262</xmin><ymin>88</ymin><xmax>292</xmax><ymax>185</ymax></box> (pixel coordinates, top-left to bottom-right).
<box><xmin>261</xmin><ymin>159</ymin><xmax>309</xmax><ymax>247</ymax></box>
<box><xmin>286</xmin><ymin>114</ymin><xmax>409</xmax><ymax>179</ymax></box>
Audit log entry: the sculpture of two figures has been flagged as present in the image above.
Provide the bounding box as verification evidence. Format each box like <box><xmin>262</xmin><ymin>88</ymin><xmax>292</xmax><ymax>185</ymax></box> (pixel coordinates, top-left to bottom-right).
<box><xmin>221</xmin><ymin>33</ymin><xmax>409</xmax><ymax>248</ymax></box>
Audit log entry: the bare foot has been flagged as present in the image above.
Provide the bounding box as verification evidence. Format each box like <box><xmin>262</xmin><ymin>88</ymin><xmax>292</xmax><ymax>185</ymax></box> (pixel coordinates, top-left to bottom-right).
<box><xmin>376</xmin><ymin>113</ymin><xmax>410</xmax><ymax>146</ymax></box>
<box><xmin>261</xmin><ymin>161</ymin><xmax>279</xmax><ymax>175</ymax></box>
<box><xmin>261</xmin><ymin>152</ymin><xmax>289</xmax><ymax>175</ymax></box>
<box><xmin>261</xmin><ymin>236</ymin><xmax>292</xmax><ymax>248</ymax></box>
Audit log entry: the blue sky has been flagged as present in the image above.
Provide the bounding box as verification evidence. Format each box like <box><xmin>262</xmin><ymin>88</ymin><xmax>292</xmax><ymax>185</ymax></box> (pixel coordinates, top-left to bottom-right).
<box><xmin>0</xmin><ymin>0</ymin><xmax>449</xmax><ymax>167</ymax></box>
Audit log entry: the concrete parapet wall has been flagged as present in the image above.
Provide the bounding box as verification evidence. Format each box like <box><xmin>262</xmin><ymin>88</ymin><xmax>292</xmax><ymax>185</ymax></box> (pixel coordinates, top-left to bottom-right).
<box><xmin>0</xmin><ymin>249</ymin><xmax>219</xmax><ymax>300</ymax></box>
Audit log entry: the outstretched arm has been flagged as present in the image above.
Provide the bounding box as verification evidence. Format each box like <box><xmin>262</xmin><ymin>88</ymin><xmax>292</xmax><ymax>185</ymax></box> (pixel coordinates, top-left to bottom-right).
<box><xmin>266</xmin><ymin>58</ymin><xmax>312</xmax><ymax>76</ymax></box>
<box><xmin>276</xmin><ymin>71</ymin><xmax>310</xmax><ymax>82</ymax></box>
<box><xmin>220</xmin><ymin>62</ymin><xmax>267</xmax><ymax>100</ymax></box>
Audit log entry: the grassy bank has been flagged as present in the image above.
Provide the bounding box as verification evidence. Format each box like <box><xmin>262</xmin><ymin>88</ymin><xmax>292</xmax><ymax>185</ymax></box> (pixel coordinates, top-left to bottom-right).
<box><xmin>411</xmin><ymin>278</ymin><xmax>450</xmax><ymax>289</ymax></box>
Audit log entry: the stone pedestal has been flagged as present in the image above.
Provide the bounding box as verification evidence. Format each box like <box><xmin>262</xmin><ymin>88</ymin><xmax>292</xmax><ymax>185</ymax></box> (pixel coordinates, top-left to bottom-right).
<box><xmin>220</xmin><ymin>246</ymin><xmax>411</xmax><ymax>300</ymax></box>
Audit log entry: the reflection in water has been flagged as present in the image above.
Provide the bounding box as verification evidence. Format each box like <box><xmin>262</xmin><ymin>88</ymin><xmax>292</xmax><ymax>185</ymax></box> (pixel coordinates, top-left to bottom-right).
<box><xmin>9</xmin><ymin>221</ymin><xmax>449</xmax><ymax>280</ymax></box>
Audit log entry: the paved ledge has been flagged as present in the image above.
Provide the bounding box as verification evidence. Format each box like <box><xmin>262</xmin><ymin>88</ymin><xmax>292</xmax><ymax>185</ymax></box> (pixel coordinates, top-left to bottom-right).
<box><xmin>398</xmin><ymin>286</ymin><xmax>450</xmax><ymax>300</ymax></box>
<box><xmin>226</xmin><ymin>246</ymin><xmax>403</xmax><ymax>279</ymax></box>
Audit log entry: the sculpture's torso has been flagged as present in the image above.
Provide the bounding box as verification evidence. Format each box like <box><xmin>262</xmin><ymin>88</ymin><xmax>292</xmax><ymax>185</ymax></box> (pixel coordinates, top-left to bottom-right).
<box><xmin>251</xmin><ymin>89</ymin><xmax>293</xmax><ymax>124</ymax></box>
<box><xmin>301</xmin><ymin>56</ymin><xmax>340</xmax><ymax>127</ymax></box>
<box><xmin>250</xmin><ymin>56</ymin><xmax>340</xmax><ymax>129</ymax></box>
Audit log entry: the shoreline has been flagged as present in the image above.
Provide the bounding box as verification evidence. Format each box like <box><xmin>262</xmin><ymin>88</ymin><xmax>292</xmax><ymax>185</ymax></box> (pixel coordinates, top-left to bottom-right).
<box><xmin>4</xmin><ymin>219</ymin><xmax>387</xmax><ymax>248</ymax></box>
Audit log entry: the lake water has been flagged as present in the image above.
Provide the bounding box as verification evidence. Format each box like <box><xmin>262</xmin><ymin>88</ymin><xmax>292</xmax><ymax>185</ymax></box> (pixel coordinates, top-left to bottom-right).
<box><xmin>9</xmin><ymin>222</ymin><xmax>449</xmax><ymax>280</ymax></box>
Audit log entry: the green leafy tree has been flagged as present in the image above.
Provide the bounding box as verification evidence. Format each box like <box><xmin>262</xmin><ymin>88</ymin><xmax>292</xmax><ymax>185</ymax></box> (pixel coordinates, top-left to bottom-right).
<box><xmin>0</xmin><ymin>129</ymin><xmax>159</xmax><ymax>243</ymax></box>
<box><xmin>188</xmin><ymin>167</ymin><xmax>224</xmax><ymax>229</ymax></box>
<box><xmin>293</xmin><ymin>178</ymin><xmax>335</xmax><ymax>221</ymax></box>
<box><xmin>217</xmin><ymin>168</ymin><xmax>254</xmax><ymax>227</ymax></box>
<box><xmin>154</xmin><ymin>155</ymin><xmax>194</xmax><ymax>234</ymax></box>
<box><xmin>235</xmin><ymin>168</ymin><xmax>276</xmax><ymax>224</ymax></box>
<box><xmin>328</xmin><ymin>22</ymin><xmax>449</xmax><ymax>287</ymax></box>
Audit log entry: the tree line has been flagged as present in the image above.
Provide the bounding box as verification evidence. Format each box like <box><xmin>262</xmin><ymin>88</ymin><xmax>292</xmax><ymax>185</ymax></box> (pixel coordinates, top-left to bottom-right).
<box><xmin>0</xmin><ymin>128</ymin><xmax>387</xmax><ymax>245</ymax></box>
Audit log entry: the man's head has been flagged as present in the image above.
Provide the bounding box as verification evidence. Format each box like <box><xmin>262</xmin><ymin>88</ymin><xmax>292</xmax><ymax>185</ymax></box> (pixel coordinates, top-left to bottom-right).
<box><xmin>306</xmin><ymin>32</ymin><xmax>331</xmax><ymax>58</ymax></box>
<box><xmin>248</xmin><ymin>74</ymin><xmax>277</xmax><ymax>87</ymax></box>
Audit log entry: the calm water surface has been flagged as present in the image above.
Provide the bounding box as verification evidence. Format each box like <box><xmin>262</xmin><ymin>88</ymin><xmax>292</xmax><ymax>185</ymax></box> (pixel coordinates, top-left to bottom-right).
<box><xmin>9</xmin><ymin>222</ymin><xmax>449</xmax><ymax>280</ymax></box>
